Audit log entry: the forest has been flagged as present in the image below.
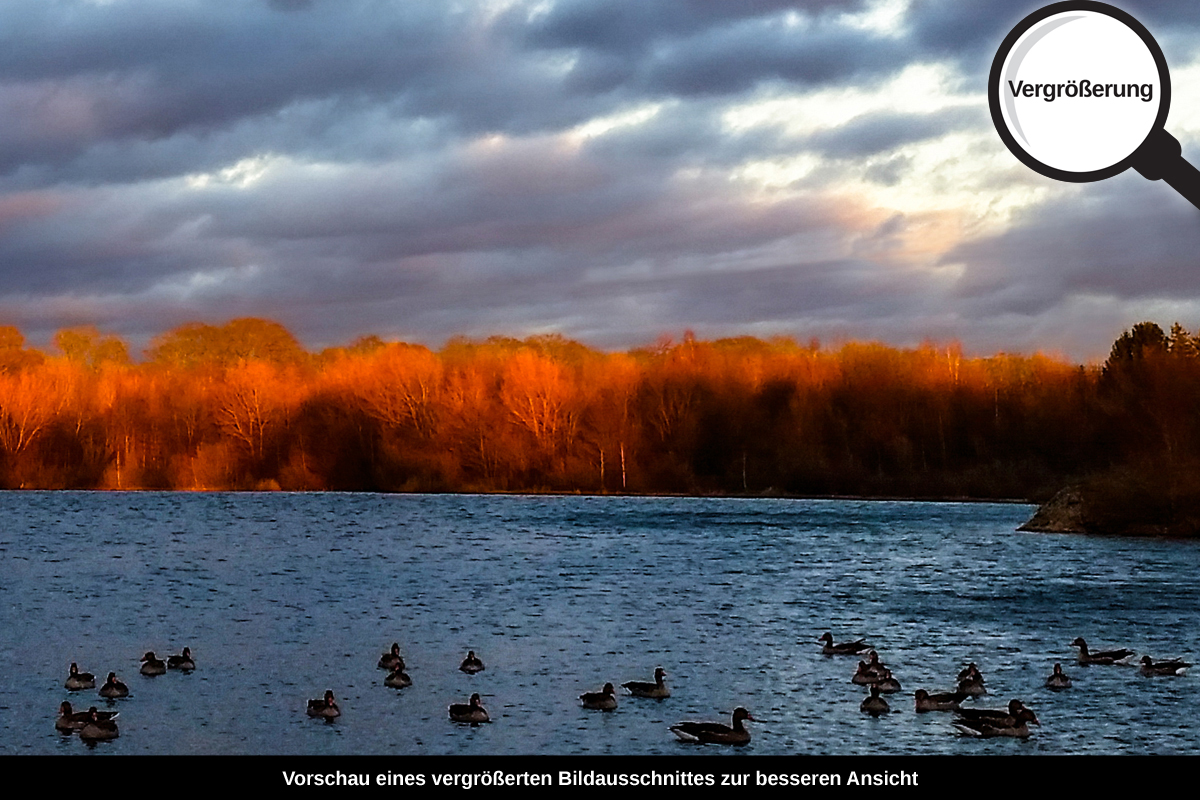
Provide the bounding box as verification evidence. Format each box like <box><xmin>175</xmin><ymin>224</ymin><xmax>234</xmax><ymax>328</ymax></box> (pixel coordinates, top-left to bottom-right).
<box><xmin>0</xmin><ymin>317</ymin><xmax>1194</xmax><ymax>529</ymax></box>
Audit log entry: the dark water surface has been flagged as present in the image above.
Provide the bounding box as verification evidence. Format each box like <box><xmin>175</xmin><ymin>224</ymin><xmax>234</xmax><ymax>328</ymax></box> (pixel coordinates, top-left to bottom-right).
<box><xmin>1</xmin><ymin>492</ymin><xmax>1196</xmax><ymax>755</ymax></box>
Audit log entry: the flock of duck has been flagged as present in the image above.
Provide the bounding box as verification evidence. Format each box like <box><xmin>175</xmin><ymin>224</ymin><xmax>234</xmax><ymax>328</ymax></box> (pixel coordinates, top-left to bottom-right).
<box><xmin>55</xmin><ymin>632</ymin><xmax>1190</xmax><ymax>748</ymax></box>
<box><xmin>54</xmin><ymin>649</ymin><xmax>195</xmax><ymax>741</ymax></box>
<box><xmin>312</xmin><ymin>646</ymin><xmax>752</xmax><ymax>743</ymax></box>
<box><xmin>820</xmin><ymin>631</ymin><xmax>1192</xmax><ymax>739</ymax></box>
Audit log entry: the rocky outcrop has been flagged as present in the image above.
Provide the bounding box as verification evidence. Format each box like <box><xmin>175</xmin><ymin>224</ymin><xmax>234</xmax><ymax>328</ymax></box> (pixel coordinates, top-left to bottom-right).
<box><xmin>1018</xmin><ymin>487</ymin><xmax>1086</xmax><ymax>533</ymax></box>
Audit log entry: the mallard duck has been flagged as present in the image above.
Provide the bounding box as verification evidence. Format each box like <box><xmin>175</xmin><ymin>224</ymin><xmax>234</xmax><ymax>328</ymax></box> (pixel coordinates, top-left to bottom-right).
<box><xmin>818</xmin><ymin>631</ymin><xmax>870</xmax><ymax>656</ymax></box>
<box><xmin>1046</xmin><ymin>663</ymin><xmax>1071</xmax><ymax>689</ymax></box>
<box><xmin>99</xmin><ymin>672</ymin><xmax>129</xmax><ymax>698</ymax></box>
<box><xmin>56</xmin><ymin>701</ymin><xmax>117</xmax><ymax>733</ymax></box>
<box><xmin>65</xmin><ymin>663</ymin><xmax>95</xmax><ymax>691</ymax></box>
<box><xmin>1071</xmin><ymin>637</ymin><xmax>1135</xmax><ymax>665</ymax></box>
<box><xmin>78</xmin><ymin>707</ymin><xmax>120</xmax><ymax>741</ymax></box>
<box><xmin>913</xmin><ymin>689</ymin><xmax>967</xmax><ymax>712</ymax></box>
<box><xmin>167</xmin><ymin>647</ymin><xmax>195</xmax><ymax>671</ymax></box>
<box><xmin>449</xmin><ymin>693</ymin><xmax>489</xmax><ymax>723</ymax></box>
<box><xmin>860</xmin><ymin>684</ymin><xmax>890</xmax><ymax>715</ymax></box>
<box><xmin>307</xmin><ymin>690</ymin><xmax>341</xmax><ymax>719</ymax></box>
<box><xmin>1140</xmin><ymin>656</ymin><xmax>1191</xmax><ymax>676</ymax></box>
<box><xmin>379</xmin><ymin>643</ymin><xmax>405</xmax><ymax>671</ymax></box>
<box><xmin>459</xmin><ymin>651</ymin><xmax>485</xmax><ymax>674</ymax></box>
<box><xmin>622</xmin><ymin>667</ymin><xmax>670</xmax><ymax>698</ymax></box>
<box><xmin>384</xmin><ymin>667</ymin><xmax>412</xmax><ymax>688</ymax></box>
<box><xmin>139</xmin><ymin>652</ymin><xmax>167</xmax><ymax>676</ymax></box>
<box><xmin>670</xmin><ymin>708</ymin><xmax>754</xmax><ymax>745</ymax></box>
<box><xmin>954</xmin><ymin>707</ymin><xmax>1038</xmax><ymax>738</ymax></box>
<box><xmin>580</xmin><ymin>683</ymin><xmax>618</xmax><ymax>710</ymax></box>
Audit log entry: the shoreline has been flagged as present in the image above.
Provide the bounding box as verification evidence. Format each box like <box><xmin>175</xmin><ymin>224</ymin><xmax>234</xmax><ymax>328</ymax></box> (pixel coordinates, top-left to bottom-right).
<box><xmin>0</xmin><ymin>487</ymin><xmax>1035</xmax><ymax>504</ymax></box>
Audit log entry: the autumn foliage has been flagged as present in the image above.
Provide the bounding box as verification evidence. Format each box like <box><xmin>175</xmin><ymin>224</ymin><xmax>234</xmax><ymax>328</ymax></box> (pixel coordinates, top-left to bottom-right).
<box><xmin>0</xmin><ymin>317</ymin><xmax>1163</xmax><ymax>499</ymax></box>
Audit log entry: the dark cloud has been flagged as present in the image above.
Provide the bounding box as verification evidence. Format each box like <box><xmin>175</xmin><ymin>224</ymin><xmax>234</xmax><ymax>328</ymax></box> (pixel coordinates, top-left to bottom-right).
<box><xmin>2</xmin><ymin>0</ymin><xmax>1200</xmax><ymax>361</ymax></box>
<box><xmin>807</xmin><ymin>106</ymin><xmax>984</xmax><ymax>158</ymax></box>
<box><xmin>947</xmin><ymin>171</ymin><xmax>1200</xmax><ymax>314</ymax></box>
<box><xmin>525</xmin><ymin>1</ymin><xmax>868</xmax><ymax>53</ymax></box>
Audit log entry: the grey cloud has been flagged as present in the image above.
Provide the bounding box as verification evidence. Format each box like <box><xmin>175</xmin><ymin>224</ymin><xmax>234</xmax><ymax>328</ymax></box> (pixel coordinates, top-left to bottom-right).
<box><xmin>806</xmin><ymin>106</ymin><xmax>985</xmax><ymax>159</ymax></box>
<box><xmin>947</xmin><ymin>172</ymin><xmax>1200</xmax><ymax>315</ymax></box>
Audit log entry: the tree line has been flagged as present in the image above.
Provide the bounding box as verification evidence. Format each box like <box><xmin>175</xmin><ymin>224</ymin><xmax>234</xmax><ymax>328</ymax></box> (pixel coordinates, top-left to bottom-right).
<box><xmin>0</xmin><ymin>317</ymin><xmax>1183</xmax><ymax>502</ymax></box>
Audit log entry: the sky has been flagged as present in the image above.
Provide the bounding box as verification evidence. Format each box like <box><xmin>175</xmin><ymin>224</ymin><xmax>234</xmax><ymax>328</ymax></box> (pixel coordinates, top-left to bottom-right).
<box><xmin>3</xmin><ymin>0</ymin><xmax>1200</xmax><ymax>361</ymax></box>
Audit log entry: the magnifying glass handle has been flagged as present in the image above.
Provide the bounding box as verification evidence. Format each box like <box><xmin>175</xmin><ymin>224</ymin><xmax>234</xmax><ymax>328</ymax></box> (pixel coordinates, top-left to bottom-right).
<box><xmin>1132</xmin><ymin>128</ymin><xmax>1200</xmax><ymax>210</ymax></box>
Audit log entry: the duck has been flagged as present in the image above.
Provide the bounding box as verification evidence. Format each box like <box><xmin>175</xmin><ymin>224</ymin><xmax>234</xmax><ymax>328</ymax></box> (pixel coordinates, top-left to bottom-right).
<box><xmin>873</xmin><ymin>669</ymin><xmax>902</xmax><ymax>694</ymax></box>
<box><xmin>670</xmin><ymin>708</ymin><xmax>754</xmax><ymax>745</ymax></box>
<box><xmin>622</xmin><ymin>667</ymin><xmax>670</xmax><ymax>699</ymax></box>
<box><xmin>459</xmin><ymin>651</ymin><xmax>485</xmax><ymax>674</ymax></box>
<box><xmin>139</xmin><ymin>651</ymin><xmax>167</xmax><ymax>676</ymax></box>
<box><xmin>913</xmin><ymin>689</ymin><xmax>967</xmax><ymax>712</ymax></box>
<box><xmin>307</xmin><ymin>690</ymin><xmax>341</xmax><ymax>719</ymax></box>
<box><xmin>56</xmin><ymin>701</ymin><xmax>117</xmax><ymax>733</ymax></box>
<box><xmin>449</xmin><ymin>693</ymin><xmax>489</xmax><ymax>724</ymax></box>
<box><xmin>851</xmin><ymin>651</ymin><xmax>887</xmax><ymax>684</ymax></box>
<box><xmin>99</xmin><ymin>672</ymin><xmax>129</xmax><ymax>699</ymax></box>
<box><xmin>956</xmin><ymin>699</ymin><xmax>1039</xmax><ymax>727</ymax></box>
<box><xmin>953</xmin><ymin>707</ymin><xmax>1038</xmax><ymax>738</ymax></box>
<box><xmin>580</xmin><ymin>683</ymin><xmax>618</xmax><ymax>711</ymax></box>
<box><xmin>65</xmin><ymin>663</ymin><xmax>95</xmax><ymax>691</ymax></box>
<box><xmin>78</xmin><ymin>707</ymin><xmax>120</xmax><ymax>741</ymax></box>
<box><xmin>1071</xmin><ymin>637</ymin><xmax>1135</xmax><ymax>665</ymax></box>
<box><xmin>956</xmin><ymin>665</ymin><xmax>987</xmax><ymax>697</ymax></box>
<box><xmin>167</xmin><ymin>647</ymin><xmax>195</xmax><ymax>671</ymax></box>
<box><xmin>1139</xmin><ymin>655</ymin><xmax>1191</xmax><ymax>676</ymax></box>
<box><xmin>818</xmin><ymin>631</ymin><xmax>871</xmax><ymax>656</ymax></box>
<box><xmin>379</xmin><ymin>643</ymin><xmax>405</xmax><ymax>672</ymax></box>
<box><xmin>1046</xmin><ymin>663</ymin><xmax>1072</xmax><ymax>689</ymax></box>
<box><xmin>384</xmin><ymin>667</ymin><xmax>412</xmax><ymax>688</ymax></box>
<box><xmin>860</xmin><ymin>684</ymin><xmax>890</xmax><ymax>715</ymax></box>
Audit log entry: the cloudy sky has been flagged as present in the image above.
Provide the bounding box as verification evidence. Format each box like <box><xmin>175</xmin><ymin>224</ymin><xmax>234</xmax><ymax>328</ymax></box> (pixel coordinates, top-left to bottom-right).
<box><xmin>2</xmin><ymin>0</ymin><xmax>1200</xmax><ymax>361</ymax></box>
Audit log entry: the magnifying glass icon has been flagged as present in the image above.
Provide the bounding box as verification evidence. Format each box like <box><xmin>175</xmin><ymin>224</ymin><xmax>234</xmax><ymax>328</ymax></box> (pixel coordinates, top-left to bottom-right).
<box><xmin>989</xmin><ymin>1</ymin><xmax>1200</xmax><ymax>209</ymax></box>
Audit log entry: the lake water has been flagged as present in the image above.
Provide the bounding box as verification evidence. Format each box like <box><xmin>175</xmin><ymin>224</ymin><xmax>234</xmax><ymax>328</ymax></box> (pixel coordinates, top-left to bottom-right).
<box><xmin>1</xmin><ymin>492</ymin><xmax>1197</xmax><ymax>755</ymax></box>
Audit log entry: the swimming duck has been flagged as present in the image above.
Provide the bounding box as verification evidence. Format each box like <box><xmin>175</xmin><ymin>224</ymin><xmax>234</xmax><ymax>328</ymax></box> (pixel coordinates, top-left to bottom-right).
<box><xmin>818</xmin><ymin>631</ymin><xmax>871</xmax><ymax>656</ymax></box>
<box><xmin>953</xmin><ymin>707</ymin><xmax>1038</xmax><ymax>738</ymax></box>
<box><xmin>167</xmin><ymin>647</ymin><xmax>195</xmax><ymax>671</ymax></box>
<box><xmin>65</xmin><ymin>663</ymin><xmax>95</xmax><ymax>691</ymax></box>
<box><xmin>459</xmin><ymin>651</ymin><xmax>485</xmax><ymax>674</ymax></box>
<box><xmin>956</xmin><ymin>665</ymin><xmax>987</xmax><ymax>697</ymax></box>
<box><xmin>956</xmin><ymin>699</ymin><xmax>1039</xmax><ymax>727</ymax></box>
<box><xmin>580</xmin><ymin>683</ymin><xmax>618</xmax><ymax>711</ymax></box>
<box><xmin>873</xmin><ymin>669</ymin><xmax>902</xmax><ymax>694</ymax></box>
<box><xmin>622</xmin><ymin>667</ymin><xmax>670</xmax><ymax>698</ymax></box>
<box><xmin>913</xmin><ymin>689</ymin><xmax>967</xmax><ymax>712</ymax></box>
<box><xmin>56</xmin><ymin>702</ymin><xmax>117</xmax><ymax>733</ymax></box>
<box><xmin>957</xmin><ymin>663</ymin><xmax>982</xmax><ymax>681</ymax></box>
<box><xmin>1071</xmin><ymin>637</ymin><xmax>1135</xmax><ymax>665</ymax></box>
<box><xmin>139</xmin><ymin>651</ymin><xmax>167</xmax><ymax>676</ymax></box>
<box><xmin>384</xmin><ymin>667</ymin><xmax>412</xmax><ymax>688</ymax></box>
<box><xmin>851</xmin><ymin>651</ymin><xmax>887</xmax><ymax>684</ymax></box>
<box><xmin>670</xmin><ymin>708</ymin><xmax>754</xmax><ymax>745</ymax></box>
<box><xmin>379</xmin><ymin>643</ymin><xmax>405</xmax><ymax>672</ymax></box>
<box><xmin>1139</xmin><ymin>656</ymin><xmax>1191</xmax><ymax>676</ymax></box>
<box><xmin>307</xmin><ymin>690</ymin><xmax>341</xmax><ymax>719</ymax></box>
<box><xmin>78</xmin><ymin>707</ymin><xmax>120</xmax><ymax>741</ymax></box>
<box><xmin>860</xmin><ymin>684</ymin><xmax>890</xmax><ymax>715</ymax></box>
<box><xmin>1046</xmin><ymin>663</ymin><xmax>1072</xmax><ymax>689</ymax></box>
<box><xmin>99</xmin><ymin>673</ymin><xmax>129</xmax><ymax>699</ymax></box>
<box><xmin>449</xmin><ymin>693</ymin><xmax>489</xmax><ymax>724</ymax></box>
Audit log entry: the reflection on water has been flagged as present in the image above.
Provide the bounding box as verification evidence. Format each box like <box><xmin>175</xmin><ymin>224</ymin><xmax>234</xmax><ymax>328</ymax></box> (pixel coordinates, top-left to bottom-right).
<box><xmin>1</xmin><ymin>492</ymin><xmax>1196</xmax><ymax>754</ymax></box>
